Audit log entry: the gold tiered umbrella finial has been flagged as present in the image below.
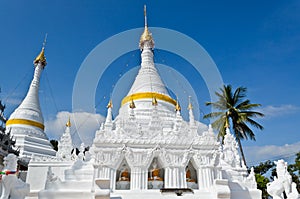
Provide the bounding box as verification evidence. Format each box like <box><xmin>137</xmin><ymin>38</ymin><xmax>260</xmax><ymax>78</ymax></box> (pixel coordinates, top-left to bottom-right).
<box><xmin>107</xmin><ymin>99</ymin><xmax>113</xmax><ymax>109</ymax></box>
<box><xmin>139</xmin><ymin>5</ymin><xmax>154</xmax><ymax>49</ymax></box>
<box><xmin>188</xmin><ymin>96</ymin><xmax>193</xmax><ymax>110</ymax></box>
<box><xmin>175</xmin><ymin>97</ymin><xmax>181</xmax><ymax>112</ymax></box>
<box><xmin>66</xmin><ymin>117</ymin><xmax>71</xmax><ymax>127</ymax></box>
<box><xmin>34</xmin><ymin>34</ymin><xmax>47</xmax><ymax>67</ymax></box>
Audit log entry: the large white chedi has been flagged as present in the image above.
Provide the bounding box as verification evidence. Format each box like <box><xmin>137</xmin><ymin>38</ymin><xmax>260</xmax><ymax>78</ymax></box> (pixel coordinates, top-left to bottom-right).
<box><xmin>25</xmin><ymin>8</ymin><xmax>262</xmax><ymax>199</ymax></box>
<box><xmin>6</xmin><ymin>45</ymin><xmax>56</xmax><ymax>162</ymax></box>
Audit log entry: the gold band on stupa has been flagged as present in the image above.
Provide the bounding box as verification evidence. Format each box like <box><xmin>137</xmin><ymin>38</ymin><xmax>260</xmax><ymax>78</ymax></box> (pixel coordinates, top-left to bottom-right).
<box><xmin>6</xmin><ymin>119</ymin><xmax>45</xmax><ymax>130</ymax></box>
<box><xmin>121</xmin><ymin>92</ymin><xmax>176</xmax><ymax>106</ymax></box>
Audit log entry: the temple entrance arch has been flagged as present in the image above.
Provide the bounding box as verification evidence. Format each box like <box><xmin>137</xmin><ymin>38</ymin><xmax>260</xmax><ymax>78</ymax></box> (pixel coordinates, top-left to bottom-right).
<box><xmin>148</xmin><ymin>157</ymin><xmax>164</xmax><ymax>189</ymax></box>
<box><xmin>116</xmin><ymin>159</ymin><xmax>130</xmax><ymax>190</ymax></box>
<box><xmin>186</xmin><ymin>161</ymin><xmax>198</xmax><ymax>189</ymax></box>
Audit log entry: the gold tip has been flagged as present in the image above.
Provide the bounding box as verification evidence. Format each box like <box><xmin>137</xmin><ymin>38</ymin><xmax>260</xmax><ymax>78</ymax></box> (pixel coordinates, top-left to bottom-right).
<box><xmin>107</xmin><ymin>99</ymin><xmax>113</xmax><ymax>109</ymax></box>
<box><xmin>140</xmin><ymin>26</ymin><xmax>153</xmax><ymax>45</ymax></box>
<box><xmin>139</xmin><ymin>5</ymin><xmax>154</xmax><ymax>49</ymax></box>
<box><xmin>175</xmin><ymin>100</ymin><xmax>181</xmax><ymax>112</ymax></box>
<box><xmin>152</xmin><ymin>97</ymin><xmax>158</xmax><ymax>106</ymax></box>
<box><xmin>66</xmin><ymin>117</ymin><xmax>71</xmax><ymax>127</ymax></box>
<box><xmin>34</xmin><ymin>47</ymin><xmax>47</xmax><ymax>67</ymax></box>
<box><xmin>188</xmin><ymin>97</ymin><xmax>193</xmax><ymax>110</ymax></box>
<box><xmin>129</xmin><ymin>99</ymin><xmax>136</xmax><ymax>109</ymax></box>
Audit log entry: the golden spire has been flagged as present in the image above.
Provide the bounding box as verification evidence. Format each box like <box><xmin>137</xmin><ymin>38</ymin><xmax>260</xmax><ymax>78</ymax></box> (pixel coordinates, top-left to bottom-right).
<box><xmin>34</xmin><ymin>34</ymin><xmax>47</xmax><ymax>67</ymax></box>
<box><xmin>152</xmin><ymin>97</ymin><xmax>158</xmax><ymax>106</ymax></box>
<box><xmin>188</xmin><ymin>96</ymin><xmax>193</xmax><ymax>110</ymax></box>
<box><xmin>175</xmin><ymin>98</ymin><xmax>181</xmax><ymax>112</ymax></box>
<box><xmin>129</xmin><ymin>99</ymin><xmax>136</xmax><ymax>109</ymax></box>
<box><xmin>139</xmin><ymin>5</ymin><xmax>154</xmax><ymax>49</ymax></box>
<box><xmin>66</xmin><ymin>117</ymin><xmax>71</xmax><ymax>127</ymax></box>
<box><xmin>107</xmin><ymin>99</ymin><xmax>113</xmax><ymax>109</ymax></box>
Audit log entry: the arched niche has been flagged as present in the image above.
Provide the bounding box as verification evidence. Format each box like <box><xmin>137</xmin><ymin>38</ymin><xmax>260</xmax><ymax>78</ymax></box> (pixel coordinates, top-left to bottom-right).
<box><xmin>186</xmin><ymin>160</ymin><xmax>198</xmax><ymax>189</ymax></box>
<box><xmin>115</xmin><ymin>159</ymin><xmax>130</xmax><ymax>190</ymax></box>
<box><xmin>147</xmin><ymin>157</ymin><xmax>164</xmax><ymax>189</ymax></box>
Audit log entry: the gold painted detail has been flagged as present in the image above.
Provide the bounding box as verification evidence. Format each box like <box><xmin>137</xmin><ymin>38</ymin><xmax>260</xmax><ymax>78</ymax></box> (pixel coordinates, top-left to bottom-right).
<box><xmin>175</xmin><ymin>100</ymin><xmax>181</xmax><ymax>112</ymax></box>
<box><xmin>6</xmin><ymin>119</ymin><xmax>45</xmax><ymax>130</ymax></box>
<box><xmin>66</xmin><ymin>117</ymin><xmax>71</xmax><ymax>127</ymax></box>
<box><xmin>129</xmin><ymin>99</ymin><xmax>136</xmax><ymax>109</ymax></box>
<box><xmin>139</xmin><ymin>5</ymin><xmax>154</xmax><ymax>49</ymax></box>
<box><xmin>140</xmin><ymin>26</ymin><xmax>153</xmax><ymax>44</ymax></box>
<box><xmin>107</xmin><ymin>100</ymin><xmax>113</xmax><ymax>109</ymax></box>
<box><xmin>121</xmin><ymin>92</ymin><xmax>176</xmax><ymax>106</ymax></box>
<box><xmin>188</xmin><ymin>102</ymin><xmax>193</xmax><ymax>110</ymax></box>
<box><xmin>188</xmin><ymin>96</ymin><xmax>193</xmax><ymax>110</ymax></box>
<box><xmin>34</xmin><ymin>47</ymin><xmax>47</xmax><ymax>67</ymax></box>
<box><xmin>152</xmin><ymin>97</ymin><xmax>158</xmax><ymax>106</ymax></box>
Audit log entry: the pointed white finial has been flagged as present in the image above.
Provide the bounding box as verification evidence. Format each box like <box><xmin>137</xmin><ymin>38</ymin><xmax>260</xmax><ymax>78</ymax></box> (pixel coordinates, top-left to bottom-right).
<box><xmin>43</xmin><ymin>33</ymin><xmax>48</xmax><ymax>49</ymax></box>
<box><xmin>144</xmin><ymin>5</ymin><xmax>147</xmax><ymax>27</ymax></box>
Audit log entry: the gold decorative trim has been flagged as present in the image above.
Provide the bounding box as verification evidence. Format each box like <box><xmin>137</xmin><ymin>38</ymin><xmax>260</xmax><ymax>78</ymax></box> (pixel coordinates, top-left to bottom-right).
<box><xmin>6</xmin><ymin>119</ymin><xmax>45</xmax><ymax>130</ymax></box>
<box><xmin>121</xmin><ymin>92</ymin><xmax>176</xmax><ymax>106</ymax></box>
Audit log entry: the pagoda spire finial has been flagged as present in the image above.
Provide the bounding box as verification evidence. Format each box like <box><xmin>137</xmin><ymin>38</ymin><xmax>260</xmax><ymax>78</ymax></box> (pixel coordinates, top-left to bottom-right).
<box><xmin>139</xmin><ymin>5</ymin><xmax>154</xmax><ymax>50</ymax></box>
<box><xmin>188</xmin><ymin>96</ymin><xmax>193</xmax><ymax>110</ymax></box>
<box><xmin>66</xmin><ymin>116</ymin><xmax>71</xmax><ymax>127</ymax></box>
<box><xmin>144</xmin><ymin>5</ymin><xmax>148</xmax><ymax>27</ymax></box>
<box><xmin>175</xmin><ymin>97</ymin><xmax>181</xmax><ymax>112</ymax></box>
<box><xmin>107</xmin><ymin>99</ymin><xmax>113</xmax><ymax>109</ymax></box>
<box><xmin>34</xmin><ymin>34</ymin><xmax>47</xmax><ymax>68</ymax></box>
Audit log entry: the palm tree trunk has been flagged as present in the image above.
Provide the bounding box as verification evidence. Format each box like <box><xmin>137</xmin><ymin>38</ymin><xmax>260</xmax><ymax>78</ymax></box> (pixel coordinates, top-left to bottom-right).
<box><xmin>237</xmin><ymin>138</ymin><xmax>247</xmax><ymax>168</ymax></box>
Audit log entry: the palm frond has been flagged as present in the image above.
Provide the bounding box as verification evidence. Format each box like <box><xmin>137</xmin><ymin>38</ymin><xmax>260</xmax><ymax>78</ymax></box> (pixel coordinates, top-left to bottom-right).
<box><xmin>203</xmin><ymin>111</ymin><xmax>224</xmax><ymax>119</ymax></box>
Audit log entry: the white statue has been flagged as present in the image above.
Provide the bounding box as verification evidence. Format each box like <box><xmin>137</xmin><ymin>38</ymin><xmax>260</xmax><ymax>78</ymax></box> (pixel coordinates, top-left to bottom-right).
<box><xmin>267</xmin><ymin>159</ymin><xmax>299</xmax><ymax>199</ymax></box>
<box><xmin>0</xmin><ymin>154</ymin><xmax>30</xmax><ymax>199</ymax></box>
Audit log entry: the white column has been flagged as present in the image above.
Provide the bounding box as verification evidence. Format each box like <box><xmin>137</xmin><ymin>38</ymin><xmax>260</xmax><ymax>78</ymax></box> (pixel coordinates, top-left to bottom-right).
<box><xmin>164</xmin><ymin>167</ymin><xmax>187</xmax><ymax>188</ymax></box>
<box><xmin>197</xmin><ymin>166</ymin><xmax>214</xmax><ymax>190</ymax></box>
<box><xmin>130</xmin><ymin>167</ymin><xmax>148</xmax><ymax>190</ymax></box>
<box><xmin>97</xmin><ymin>166</ymin><xmax>115</xmax><ymax>191</ymax></box>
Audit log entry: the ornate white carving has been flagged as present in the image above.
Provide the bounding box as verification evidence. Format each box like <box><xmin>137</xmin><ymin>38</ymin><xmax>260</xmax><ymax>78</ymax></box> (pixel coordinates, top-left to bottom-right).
<box><xmin>222</xmin><ymin>128</ymin><xmax>241</xmax><ymax>168</ymax></box>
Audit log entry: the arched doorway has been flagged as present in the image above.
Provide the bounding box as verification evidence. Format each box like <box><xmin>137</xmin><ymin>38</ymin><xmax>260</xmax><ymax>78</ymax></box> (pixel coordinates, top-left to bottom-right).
<box><xmin>116</xmin><ymin>159</ymin><xmax>130</xmax><ymax>190</ymax></box>
<box><xmin>186</xmin><ymin>161</ymin><xmax>198</xmax><ymax>189</ymax></box>
<box><xmin>148</xmin><ymin>157</ymin><xmax>164</xmax><ymax>189</ymax></box>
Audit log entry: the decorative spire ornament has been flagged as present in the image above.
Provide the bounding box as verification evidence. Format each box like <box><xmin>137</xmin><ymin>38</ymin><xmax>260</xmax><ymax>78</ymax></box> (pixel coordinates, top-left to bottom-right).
<box><xmin>34</xmin><ymin>34</ymin><xmax>47</xmax><ymax>68</ymax></box>
<box><xmin>188</xmin><ymin>96</ymin><xmax>193</xmax><ymax>110</ymax></box>
<box><xmin>152</xmin><ymin>97</ymin><xmax>158</xmax><ymax>106</ymax></box>
<box><xmin>129</xmin><ymin>99</ymin><xmax>136</xmax><ymax>109</ymax></box>
<box><xmin>66</xmin><ymin>117</ymin><xmax>71</xmax><ymax>127</ymax></box>
<box><xmin>139</xmin><ymin>5</ymin><xmax>154</xmax><ymax>50</ymax></box>
<box><xmin>107</xmin><ymin>99</ymin><xmax>113</xmax><ymax>109</ymax></box>
<box><xmin>175</xmin><ymin>98</ymin><xmax>181</xmax><ymax>112</ymax></box>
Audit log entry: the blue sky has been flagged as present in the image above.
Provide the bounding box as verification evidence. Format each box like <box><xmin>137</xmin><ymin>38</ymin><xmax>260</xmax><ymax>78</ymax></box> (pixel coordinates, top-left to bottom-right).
<box><xmin>0</xmin><ymin>0</ymin><xmax>300</xmax><ymax>166</ymax></box>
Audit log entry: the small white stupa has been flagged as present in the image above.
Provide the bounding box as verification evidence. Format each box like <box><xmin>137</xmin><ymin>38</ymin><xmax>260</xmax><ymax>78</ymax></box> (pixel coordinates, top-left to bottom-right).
<box><xmin>6</xmin><ymin>40</ymin><xmax>56</xmax><ymax>163</ymax></box>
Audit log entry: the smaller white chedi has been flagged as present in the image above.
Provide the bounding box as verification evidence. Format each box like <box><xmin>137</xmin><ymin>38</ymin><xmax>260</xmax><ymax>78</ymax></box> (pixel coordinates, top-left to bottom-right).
<box><xmin>25</xmin><ymin>6</ymin><xmax>262</xmax><ymax>199</ymax></box>
<box><xmin>5</xmin><ymin>41</ymin><xmax>56</xmax><ymax>163</ymax></box>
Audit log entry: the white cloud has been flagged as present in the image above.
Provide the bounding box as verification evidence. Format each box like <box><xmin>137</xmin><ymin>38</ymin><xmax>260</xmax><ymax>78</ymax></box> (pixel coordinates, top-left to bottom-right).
<box><xmin>45</xmin><ymin>111</ymin><xmax>105</xmax><ymax>147</ymax></box>
<box><xmin>244</xmin><ymin>142</ymin><xmax>300</xmax><ymax>166</ymax></box>
<box><xmin>257</xmin><ymin>104</ymin><xmax>300</xmax><ymax>118</ymax></box>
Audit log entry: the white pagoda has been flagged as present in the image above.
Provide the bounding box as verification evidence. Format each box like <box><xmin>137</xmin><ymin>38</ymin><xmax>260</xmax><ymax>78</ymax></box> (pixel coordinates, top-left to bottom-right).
<box><xmin>5</xmin><ymin>43</ymin><xmax>56</xmax><ymax>163</ymax></box>
<box><xmin>24</xmin><ymin>7</ymin><xmax>261</xmax><ymax>199</ymax></box>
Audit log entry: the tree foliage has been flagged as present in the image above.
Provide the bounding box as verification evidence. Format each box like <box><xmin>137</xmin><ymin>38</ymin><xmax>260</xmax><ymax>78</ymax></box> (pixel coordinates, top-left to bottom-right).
<box><xmin>204</xmin><ymin>85</ymin><xmax>264</xmax><ymax>166</ymax></box>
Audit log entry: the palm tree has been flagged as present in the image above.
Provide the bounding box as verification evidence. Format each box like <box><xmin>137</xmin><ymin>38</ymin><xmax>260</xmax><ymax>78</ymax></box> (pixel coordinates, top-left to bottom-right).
<box><xmin>204</xmin><ymin>85</ymin><xmax>264</xmax><ymax>167</ymax></box>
